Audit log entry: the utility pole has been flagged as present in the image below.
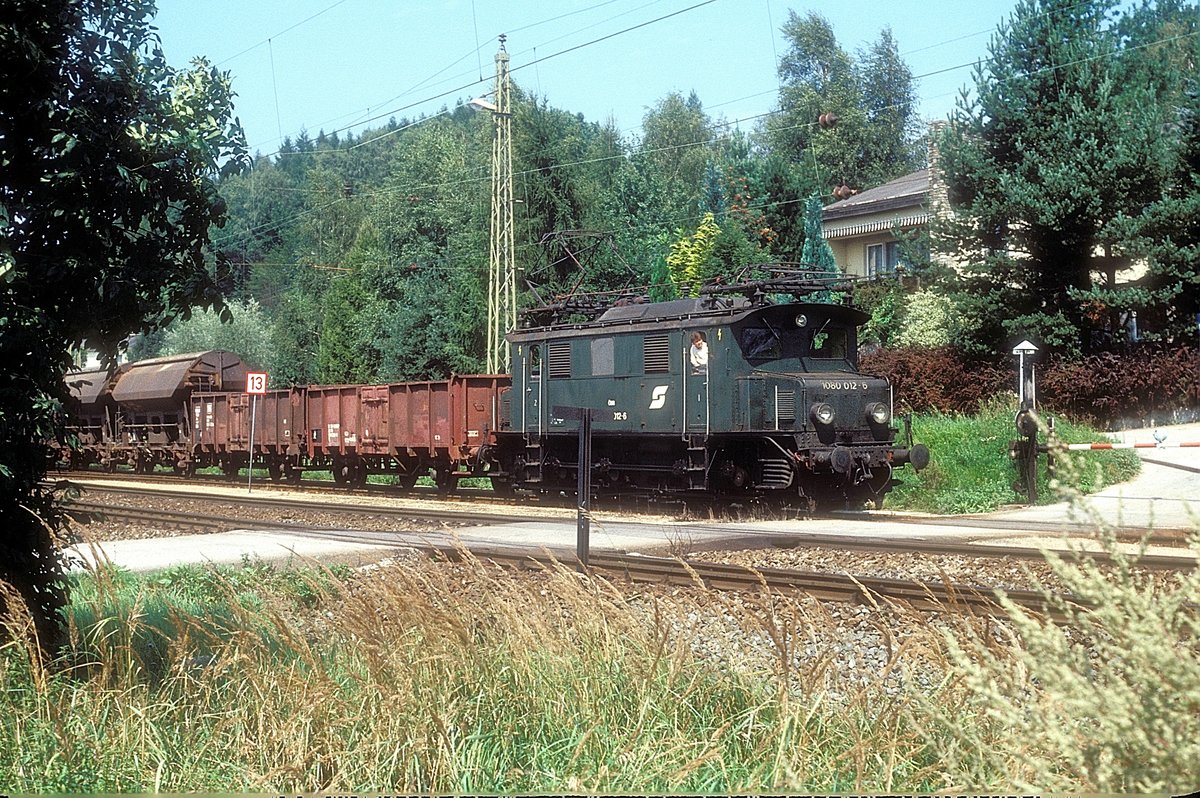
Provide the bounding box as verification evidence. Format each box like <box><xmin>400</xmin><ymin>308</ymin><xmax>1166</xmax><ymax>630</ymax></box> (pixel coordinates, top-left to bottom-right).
<box><xmin>486</xmin><ymin>35</ymin><xmax>516</xmax><ymax>374</ymax></box>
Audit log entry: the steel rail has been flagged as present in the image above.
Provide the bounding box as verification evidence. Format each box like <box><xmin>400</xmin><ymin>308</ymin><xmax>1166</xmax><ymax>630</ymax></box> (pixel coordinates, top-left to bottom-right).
<box><xmin>63</xmin><ymin>485</ymin><xmax>550</xmax><ymax>527</ymax></box>
<box><xmin>65</xmin><ymin>504</ymin><xmax>1178</xmax><ymax>621</ymax></box>
<box><xmin>58</xmin><ymin>472</ymin><xmax>1197</xmax><ymax>542</ymax></box>
<box><xmin>426</xmin><ymin>544</ymin><xmax>1087</xmax><ymax>620</ymax></box>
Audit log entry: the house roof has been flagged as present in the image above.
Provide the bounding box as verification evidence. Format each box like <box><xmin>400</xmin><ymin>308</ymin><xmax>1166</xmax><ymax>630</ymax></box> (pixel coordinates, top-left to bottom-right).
<box><xmin>822</xmin><ymin>168</ymin><xmax>930</xmax><ymax>221</ymax></box>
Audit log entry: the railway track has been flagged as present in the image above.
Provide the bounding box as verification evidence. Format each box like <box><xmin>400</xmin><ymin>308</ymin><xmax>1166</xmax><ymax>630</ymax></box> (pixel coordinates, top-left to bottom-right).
<box><xmin>55</xmin><ymin>469</ymin><xmax>1198</xmax><ymax>545</ymax></box>
<box><xmin>68</xmin><ymin>494</ymin><xmax>1198</xmax><ymax>574</ymax></box>
<box><xmin>60</xmin><ymin>472</ymin><xmax>1195</xmax><ymax>554</ymax></box>
<box><xmin>63</xmin><ymin>491</ymin><xmax>1196</xmax><ymax>624</ymax></box>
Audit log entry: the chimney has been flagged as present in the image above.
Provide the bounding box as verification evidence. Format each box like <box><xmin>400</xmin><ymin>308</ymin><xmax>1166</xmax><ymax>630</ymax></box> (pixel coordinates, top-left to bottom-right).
<box><xmin>926</xmin><ymin>120</ymin><xmax>949</xmax><ymax>220</ymax></box>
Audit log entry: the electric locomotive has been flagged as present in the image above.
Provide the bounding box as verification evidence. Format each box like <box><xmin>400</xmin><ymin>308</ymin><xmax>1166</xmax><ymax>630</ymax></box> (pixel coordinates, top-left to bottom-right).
<box><xmin>492</xmin><ymin>277</ymin><xmax>929</xmax><ymax>510</ymax></box>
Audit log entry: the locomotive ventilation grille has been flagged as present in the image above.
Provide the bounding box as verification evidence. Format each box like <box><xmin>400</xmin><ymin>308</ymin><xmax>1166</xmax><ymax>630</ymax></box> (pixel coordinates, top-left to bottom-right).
<box><xmin>644</xmin><ymin>335</ymin><xmax>670</xmax><ymax>374</ymax></box>
<box><xmin>548</xmin><ymin>341</ymin><xmax>572</xmax><ymax>379</ymax></box>
<box><xmin>760</xmin><ymin>457</ymin><xmax>793</xmax><ymax>488</ymax></box>
<box><xmin>777</xmin><ymin>389</ymin><xmax>796</xmax><ymax>421</ymax></box>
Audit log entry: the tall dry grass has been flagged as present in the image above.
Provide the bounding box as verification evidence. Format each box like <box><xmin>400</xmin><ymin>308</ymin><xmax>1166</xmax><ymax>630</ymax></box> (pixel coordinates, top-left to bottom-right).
<box><xmin>1</xmin><ymin>551</ymin><xmax>938</xmax><ymax>793</ymax></box>
<box><xmin>2</xmin><ymin>525</ymin><xmax>1199</xmax><ymax>793</ymax></box>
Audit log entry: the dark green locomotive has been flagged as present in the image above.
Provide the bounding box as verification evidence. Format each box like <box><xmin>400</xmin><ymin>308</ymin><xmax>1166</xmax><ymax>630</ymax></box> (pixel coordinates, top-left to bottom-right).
<box><xmin>493</xmin><ymin>286</ymin><xmax>928</xmax><ymax>510</ymax></box>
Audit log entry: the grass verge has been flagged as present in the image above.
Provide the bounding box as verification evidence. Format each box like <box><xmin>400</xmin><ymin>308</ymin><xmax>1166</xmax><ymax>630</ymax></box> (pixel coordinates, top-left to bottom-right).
<box><xmin>888</xmin><ymin>398</ymin><xmax>1141</xmax><ymax>513</ymax></box>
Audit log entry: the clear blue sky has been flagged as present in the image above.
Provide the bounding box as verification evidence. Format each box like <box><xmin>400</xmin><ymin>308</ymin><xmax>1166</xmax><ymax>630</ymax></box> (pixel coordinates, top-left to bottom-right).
<box><xmin>152</xmin><ymin>0</ymin><xmax>1021</xmax><ymax>157</ymax></box>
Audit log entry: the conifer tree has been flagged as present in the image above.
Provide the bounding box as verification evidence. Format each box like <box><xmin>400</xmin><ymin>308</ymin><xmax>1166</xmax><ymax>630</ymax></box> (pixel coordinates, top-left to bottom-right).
<box><xmin>934</xmin><ymin>0</ymin><xmax>1181</xmax><ymax>356</ymax></box>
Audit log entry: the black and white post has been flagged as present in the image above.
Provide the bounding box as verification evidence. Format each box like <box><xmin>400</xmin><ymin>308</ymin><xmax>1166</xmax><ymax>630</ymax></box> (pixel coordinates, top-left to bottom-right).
<box><xmin>1012</xmin><ymin>340</ymin><xmax>1039</xmax><ymax>409</ymax></box>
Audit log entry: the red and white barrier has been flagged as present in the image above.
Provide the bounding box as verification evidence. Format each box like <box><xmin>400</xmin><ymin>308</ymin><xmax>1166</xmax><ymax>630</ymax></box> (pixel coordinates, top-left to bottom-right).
<box><xmin>1062</xmin><ymin>441</ymin><xmax>1200</xmax><ymax>450</ymax></box>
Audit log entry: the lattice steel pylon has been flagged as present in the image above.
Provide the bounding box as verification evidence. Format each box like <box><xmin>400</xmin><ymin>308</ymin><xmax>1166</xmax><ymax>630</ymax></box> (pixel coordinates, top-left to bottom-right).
<box><xmin>485</xmin><ymin>35</ymin><xmax>516</xmax><ymax>374</ymax></box>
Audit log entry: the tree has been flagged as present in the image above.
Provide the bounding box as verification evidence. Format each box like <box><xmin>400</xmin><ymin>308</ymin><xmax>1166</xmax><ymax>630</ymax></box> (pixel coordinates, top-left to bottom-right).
<box><xmin>933</xmin><ymin>0</ymin><xmax>1183</xmax><ymax>356</ymax></box>
<box><xmin>766</xmin><ymin>13</ymin><xmax>921</xmax><ymax>195</ymax></box>
<box><xmin>799</xmin><ymin>193</ymin><xmax>838</xmax><ymax>276</ymax></box>
<box><xmin>161</xmin><ymin>299</ymin><xmax>275</xmax><ymax>373</ymax></box>
<box><xmin>857</xmin><ymin>28</ymin><xmax>921</xmax><ymax>183</ymax></box>
<box><xmin>665</xmin><ymin>212</ymin><xmax>721</xmax><ymax>295</ymax></box>
<box><xmin>0</xmin><ymin>0</ymin><xmax>246</xmax><ymax>659</ymax></box>
<box><xmin>639</xmin><ymin>91</ymin><xmax>718</xmax><ymax>223</ymax></box>
<box><xmin>799</xmin><ymin>193</ymin><xmax>839</xmax><ymax>301</ymax></box>
<box><xmin>1106</xmin><ymin>0</ymin><xmax>1200</xmax><ymax>341</ymax></box>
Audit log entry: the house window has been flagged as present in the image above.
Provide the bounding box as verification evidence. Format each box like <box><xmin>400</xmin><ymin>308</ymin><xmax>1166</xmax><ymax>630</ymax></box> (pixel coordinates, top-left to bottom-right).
<box><xmin>866</xmin><ymin>241</ymin><xmax>899</xmax><ymax>277</ymax></box>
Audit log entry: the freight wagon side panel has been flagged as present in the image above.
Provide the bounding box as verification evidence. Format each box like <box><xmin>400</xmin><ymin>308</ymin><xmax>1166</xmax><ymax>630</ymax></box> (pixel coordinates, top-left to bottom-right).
<box><xmin>453</xmin><ymin>375</ymin><xmax>508</xmax><ymax>450</ymax></box>
<box><xmin>307</xmin><ymin>386</ymin><xmax>360</xmax><ymax>456</ymax></box>
<box><xmin>430</xmin><ymin>383</ymin><xmax>451</xmax><ymax>455</ymax></box>
<box><xmin>226</xmin><ymin>390</ymin><xmax>302</xmax><ymax>454</ymax></box>
<box><xmin>359</xmin><ymin>385</ymin><xmax>390</xmax><ymax>456</ymax></box>
<box><xmin>190</xmin><ymin>393</ymin><xmax>231</xmax><ymax>453</ymax></box>
<box><xmin>387</xmin><ymin>382</ymin><xmax>435</xmax><ymax>456</ymax></box>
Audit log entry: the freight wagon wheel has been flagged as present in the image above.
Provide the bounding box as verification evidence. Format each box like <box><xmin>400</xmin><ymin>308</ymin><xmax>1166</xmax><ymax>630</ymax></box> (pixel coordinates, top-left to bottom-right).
<box><xmin>332</xmin><ymin>461</ymin><xmax>349</xmax><ymax>486</ymax></box>
<box><xmin>395</xmin><ymin>470</ymin><xmax>421</xmax><ymax>491</ymax></box>
<box><xmin>351</xmin><ymin>463</ymin><xmax>369</xmax><ymax>488</ymax></box>
<box><xmin>267</xmin><ymin>462</ymin><xmax>283</xmax><ymax>482</ymax></box>
<box><xmin>434</xmin><ymin>467</ymin><xmax>458</xmax><ymax>495</ymax></box>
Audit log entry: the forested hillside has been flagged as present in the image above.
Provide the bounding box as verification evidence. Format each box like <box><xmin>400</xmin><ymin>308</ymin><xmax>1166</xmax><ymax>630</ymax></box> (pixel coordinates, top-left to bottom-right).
<box><xmin>132</xmin><ymin>11</ymin><xmax>922</xmax><ymax>385</ymax></box>
<box><xmin>140</xmin><ymin>0</ymin><xmax>1199</xmax><ymax>383</ymax></box>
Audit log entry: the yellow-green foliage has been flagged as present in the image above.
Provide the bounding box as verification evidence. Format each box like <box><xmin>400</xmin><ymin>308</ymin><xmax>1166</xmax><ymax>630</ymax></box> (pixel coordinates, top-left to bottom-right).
<box><xmin>892</xmin><ymin>289</ymin><xmax>954</xmax><ymax>348</ymax></box>
<box><xmin>666</xmin><ymin>212</ymin><xmax>721</xmax><ymax>296</ymax></box>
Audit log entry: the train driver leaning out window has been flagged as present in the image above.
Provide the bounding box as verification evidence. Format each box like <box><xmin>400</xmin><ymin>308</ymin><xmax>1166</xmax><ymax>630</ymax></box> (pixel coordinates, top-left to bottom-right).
<box><xmin>689</xmin><ymin>331</ymin><xmax>709</xmax><ymax>374</ymax></box>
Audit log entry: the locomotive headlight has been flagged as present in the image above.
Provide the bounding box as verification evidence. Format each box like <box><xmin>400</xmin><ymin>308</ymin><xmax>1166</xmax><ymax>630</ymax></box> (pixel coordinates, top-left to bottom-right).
<box><xmin>794</xmin><ymin>314</ymin><xmax>808</xmax><ymax>327</ymax></box>
<box><xmin>867</xmin><ymin>402</ymin><xmax>890</xmax><ymax>425</ymax></box>
<box><xmin>811</xmin><ymin>402</ymin><xmax>835</xmax><ymax>426</ymax></box>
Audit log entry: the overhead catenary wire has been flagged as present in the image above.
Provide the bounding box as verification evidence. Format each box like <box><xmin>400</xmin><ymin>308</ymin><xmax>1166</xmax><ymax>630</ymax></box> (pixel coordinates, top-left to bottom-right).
<box><xmin>245</xmin><ymin>0</ymin><xmax>720</xmax><ymax>160</ymax></box>
<box><xmin>209</xmin><ymin>9</ymin><xmax>1200</xmax><ymax>254</ymax></box>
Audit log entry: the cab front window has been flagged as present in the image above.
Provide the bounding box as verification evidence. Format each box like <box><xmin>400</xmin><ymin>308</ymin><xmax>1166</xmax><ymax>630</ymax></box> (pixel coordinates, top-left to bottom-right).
<box><xmin>737</xmin><ymin>317</ymin><xmax>849</xmax><ymax>364</ymax></box>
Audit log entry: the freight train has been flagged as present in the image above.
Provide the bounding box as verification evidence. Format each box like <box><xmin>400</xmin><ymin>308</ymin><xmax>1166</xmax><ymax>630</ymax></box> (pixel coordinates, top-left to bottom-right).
<box><xmin>61</xmin><ymin>277</ymin><xmax>928</xmax><ymax>510</ymax></box>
